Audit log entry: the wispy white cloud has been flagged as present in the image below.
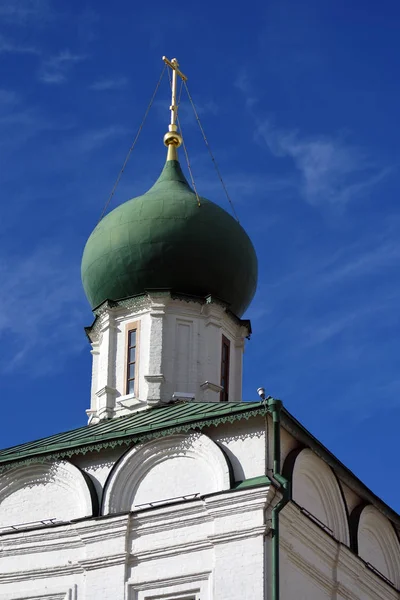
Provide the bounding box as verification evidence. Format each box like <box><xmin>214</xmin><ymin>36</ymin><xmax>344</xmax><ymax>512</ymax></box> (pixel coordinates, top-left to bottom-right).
<box><xmin>233</xmin><ymin>72</ymin><xmax>391</xmax><ymax>209</ymax></box>
<box><xmin>320</xmin><ymin>239</ymin><xmax>400</xmax><ymax>286</ymax></box>
<box><xmin>178</xmin><ymin>99</ymin><xmax>219</xmax><ymax>126</ymax></box>
<box><xmin>197</xmin><ymin>169</ymin><xmax>293</xmax><ymax>206</ymax></box>
<box><xmin>0</xmin><ymin>105</ymin><xmax>72</xmax><ymax>151</ymax></box>
<box><xmin>0</xmin><ymin>0</ymin><xmax>50</xmax><ymax>24</ymax></box>
<box><xmin>73</xmin><ymin>126</ymin><xmax>127</xmax><ymax>154</ymax></box>
<box><xmin>234</xmin><ymin>70</ymin><xmax>258</xmax><ymax>109</ymax></box>
<box><xmin>256</xmin><ymin>121</ymin><xmax>389</xmax><ymax>206</ymax></box>
<box><xmin>195</xmin><ymin>100</ymin><xmax>219</xmax><ymax>116</ymax></box>
<box><xmin>301</xmin><ymin>299</ymin><xmax>395</xmax><ymax>348</ymax></box>
<box><xmin>250</xmin><ymin>226</ymin><xmax>400</xmax><ymax>366</ymax></box>
<box><xmin>0</xmin><ymin>34</ymin><xmax>40</xmax><ymax>55</ymax></box>
<box><xmin>89</xmin><ymin>77</ymin><xmax>128</xmax><ymax>91</ymax></box>
<box><xmin>39</xmin><ymin>49</ymin><xmax>87</xmax><ymax>84</ymax></box>
<box><xmin>263</xmin><ymin>232</ymin><xmax>400</xmax><ymax>304</ymax></box>
<box><xmin>0</xmin><ymin>88</ymin><xmax>20</xmax><ymax>106</ymax></box>
<box><xmin>77</xmin><ymin>8</ymin><xmax>99</xmax><ymax>43</ymax></box>
<box><xmin>0</xmin><ymin>245</ymin><xmax>86</xmax><ymax>376</ymax></box>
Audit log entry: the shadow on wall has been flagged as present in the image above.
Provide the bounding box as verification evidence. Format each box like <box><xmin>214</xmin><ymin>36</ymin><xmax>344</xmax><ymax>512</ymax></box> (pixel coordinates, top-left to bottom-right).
<box><xmin>283</xmin><ymin>447</ymin><xmax>400</xmax><ymax>590</ymax></box>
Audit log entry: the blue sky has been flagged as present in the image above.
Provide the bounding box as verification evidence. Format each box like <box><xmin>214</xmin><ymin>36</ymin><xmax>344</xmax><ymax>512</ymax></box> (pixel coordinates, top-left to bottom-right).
<box><xmin>0</xmin><ymin>0</ymin><xmax>399</xmax><ymax>511</ymax></box>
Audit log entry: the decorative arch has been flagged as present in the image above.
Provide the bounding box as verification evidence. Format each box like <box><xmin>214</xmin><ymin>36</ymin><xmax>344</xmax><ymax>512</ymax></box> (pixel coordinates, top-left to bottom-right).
<box><xmin>355</xmin><ymin>504</ymin><xmax>400</xmax><ymax>587</ymax></box>
<box><xmin>102</xmin><ymin>432</ymin><xmax>231</xmax><ymax>514</ymax></box>
<box><xmin>284</xmin><ymin>448</ymin><xmax>350</xmax><ymax>545</ymax></box>
<box><xmin>0</xmin><ymin>460</ymin><xmax>97</xmax><ymax>528</ymax></box>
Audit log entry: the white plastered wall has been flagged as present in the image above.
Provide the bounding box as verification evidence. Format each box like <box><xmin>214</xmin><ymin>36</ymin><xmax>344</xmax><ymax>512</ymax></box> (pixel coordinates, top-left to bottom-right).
<box><xmin>102</xmin><ymin>433</ymin><xmax>231</xmax><ymax>513</ymax></box>
<box><xmin>0</xmin><ymin>424</ymin><xmax>399</xmax><ymax>599</ymax></box>
<box><xmin>71</xmin><ymin>447</ymin><xmax>126</xmax><ymax>508</ymax></box>
<box><xmin>86</xmin><ymin>293</ymin><xmax>250</xmax><ymax>423</ymax></box>
<box><xmin>289</xmin><ymin>448</ymin><xmax>350</xmax><ymax>545</ymax></box>
<box><xmin>205</xmin><ymin>415</ymin><xmax>266</xmax><ymax>482</ymax></box>
<box><xmin>0</xmin><ymin>460</ymin><xmax>95</xmax><ymax>528</ymax></box>
<box><xmin>280</xmin><ymin>502</ymin><xmax>400</xmax><ymax>600</ymax></box>
<box><xmin>357</xmin><ymin>505</ymin><xmax>400</xmax><ymax>587</ymax></box>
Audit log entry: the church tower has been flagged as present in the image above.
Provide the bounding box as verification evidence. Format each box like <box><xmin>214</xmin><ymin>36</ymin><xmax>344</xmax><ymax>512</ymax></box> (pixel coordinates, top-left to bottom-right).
<box><xmin>1</xmin><ymin>56</ymin><xmax>399</xmax><ymax>600</ymax></box>
<box><xmin>81</xmin><ymin>58</ymin><xmax>258</xmax><ymax>423</ymax></box>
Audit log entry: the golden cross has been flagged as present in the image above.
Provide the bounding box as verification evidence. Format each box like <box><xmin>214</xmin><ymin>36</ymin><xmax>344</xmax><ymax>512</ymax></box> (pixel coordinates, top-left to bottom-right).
<box><xmin>162</xmin><ymin>56</ymin><xmax>187</xmax><ymax>128</ymax></box>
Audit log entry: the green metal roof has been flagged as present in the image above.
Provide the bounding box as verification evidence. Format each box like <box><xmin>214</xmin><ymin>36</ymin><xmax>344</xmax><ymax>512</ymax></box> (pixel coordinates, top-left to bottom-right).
<box><xmin>2</xmin><ymin>399</ymin><xmax>399</xmax><ymax>531</ymax></box>
<box><xmin>0</xmin><ymin>402</ymin><xmax>265</xmax><ymax>470</ymax></box>
<box><xmin>81</xmin><ymin>158</ymin><xmax>258</xmax><ymax>317</ymax></box>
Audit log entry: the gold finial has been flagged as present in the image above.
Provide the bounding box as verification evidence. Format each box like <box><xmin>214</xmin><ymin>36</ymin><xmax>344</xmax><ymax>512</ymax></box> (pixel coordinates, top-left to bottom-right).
<box><xmin>162</xmin><ymin>56</ymin><xmax>187</xmax><ymax>160</ymax></box>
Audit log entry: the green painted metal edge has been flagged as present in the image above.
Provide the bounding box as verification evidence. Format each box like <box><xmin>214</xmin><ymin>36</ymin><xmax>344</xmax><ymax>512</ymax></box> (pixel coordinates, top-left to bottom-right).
<box><xmin>233</xmin><ymin>475</ymin><xmax>271</xmax><ymax>489</ymax></box>
<box><xmin>280</xmin><ymin>408</ymin><xmax>400</xmax><ymax>528</ymax></box>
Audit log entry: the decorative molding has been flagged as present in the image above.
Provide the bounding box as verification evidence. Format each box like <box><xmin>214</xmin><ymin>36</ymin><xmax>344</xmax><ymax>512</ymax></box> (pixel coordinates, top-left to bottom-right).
<box><xmin>0</xmin><ymin>585</ymin><xmax>77</xmax><ymax>600</ymax></box>
<box><xmin>0</xmin><ymin>525</ymin><xmax>83</xmax><ymax>556</ymax></box>
<box><xmin>281</xmin><ymin>532</ymin><xmax>399</xmax><ymax>599</ymax></box>
<box><xmin>116</xmin><ymin>394</ymin><xmax>149</xmax><ymax>414</ymax></box>
<box><xmin>86</xmin><ymin>296</ymin><xmax>151</xmax><ymax>342</ymax></box>
<box><xmin>131</xmin><ymin>539</ymin><xmax>213</xmax><ymax>564</ymax></box>
<box><xmin>200</xmin><ymin>381</ymin><xmax>223</xmax><ymax>393</ymax></box>
<box><xmin>95</xmin><ymin>385</ymin><xmax>118</xmax><ymax>399</ymax></box>
<box><xmin>129</xmin><ymin>570</ymin><xmax>211</xmax><ymax>591</ymax></box>
<box><xmin>76</xmin><ymin>513</ymin><xmax>130</xmax><ymax>545</ymax></box>
<box><xmin>90</xmin><ymin>343</ymin><xmax>100</xmax><ymax>356</ymax></box>
<box><xmin>0</xmin><ymin>460</ymin><xmax>96</xmax><ymax>528</ymax></box>
<box><xmin>99</xmin><ymin>313</ymin><xmax>118</xmax><ymax>334</ymax></box>
<box><xmin>148</xmin><ymin>291</ymin><xmax>170</xmax><ymax>317</ymax></box>
<box><xmin>0</xmin><ymin>563</ymin><xmax>83</xmax><ymax>584</ymax></box>
<box><xmin>78</xmin><ymin>552</ymin><xmax>127</xmax><ymax>571</ymax></box>
<box><xmin>357</xmin><ymin>504</ymin><xmax>400</xmax><ymax>588</ymax></box>
<box><xmin>288</xmin><ymin>448</ymin><xmax>350</xmax><ymax>545</ymax></box>
<box><xmin>281</xmin><ymin>502</ymin><xmax>342</xmax><ymax>557</ymax></box>
<box><xmin>144</xmin><ymin>374</ymin><xmax>165</xmax><ymax>383</ymax></box>
<box><xmin>208</xmin><ymin>524</ymin><xmax>267</xmax><ymax>545</ymax></box>
<box><xmin>280</xmin><ymin>537</ymin><xmax>359</xmax><ymax>599</ymax></box>
<box><xmin>128</xmin><ymin>572</ymin><xmax>208</xmax><ymax>600</ymax></box>
<box><xmin>128</xmin><ymin>570</ymin><xmax>210</xmax><ymax>600</ymax></box>
<box><xmin>132</xmin><ymin>513</ymin><xmax>210</xmax><ymax>538</ymax></box>
<box><xmin>281</xmin><ymin>502</ymin><xmax>400</xmax><ymax>597</ymax></box>
<box><xmin>280</xmin><ymin>410</ymin><xmax>400</xmax><ymax>535</ymax></box>
<box><xmin>131</xmin><ymin>501</ymin><xmax>210</xmax><ymax>537</ymax></box>
<box><xmin>204</xmin><ymin>485</ymin><xmax>271</xmax><ymax>512</ymax></box>
<box><xmin>0</xmin><ymin>406</ymin><xmax>265</xmax><ymax>473</ymax></box>
<box><xmin>103</xmin><ymin>433</ymin><xmax>231</xmax><ymax>514</ymax></box>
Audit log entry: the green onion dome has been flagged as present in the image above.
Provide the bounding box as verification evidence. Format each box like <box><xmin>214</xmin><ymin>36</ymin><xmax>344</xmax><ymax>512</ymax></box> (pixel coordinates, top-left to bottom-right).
<box><xmin>81</xmin><ymin>158</ymin><xmax>258</xmax><ymax>317</ymax></box>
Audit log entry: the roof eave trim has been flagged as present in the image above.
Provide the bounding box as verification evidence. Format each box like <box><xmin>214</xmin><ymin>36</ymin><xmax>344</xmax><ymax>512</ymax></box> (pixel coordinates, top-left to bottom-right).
<box><xmin>0</xmin><ymin>405</ymin><xmax>265</xmax><ymax>473</ymax></box>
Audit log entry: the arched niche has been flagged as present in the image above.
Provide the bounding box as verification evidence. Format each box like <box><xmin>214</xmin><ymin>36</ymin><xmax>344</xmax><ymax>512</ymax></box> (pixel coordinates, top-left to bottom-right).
<box><xmin>284</xmin><ymin>448</ymin><xmax>349</xmax><ymax>545</ymax></box>
<box><xmin>102</xmin><ymin>432</ymin><xmax>231</xmax><ymax>514</ymax></box>
<box><xmin>355</xmin><ymin>504</ymin><xmax>400</xmax><ymax>587</ymax></box>
<box><xmin>0</xmin><ymin>460</ymin><xmax>97</xmax><ymax>528</ymax></box>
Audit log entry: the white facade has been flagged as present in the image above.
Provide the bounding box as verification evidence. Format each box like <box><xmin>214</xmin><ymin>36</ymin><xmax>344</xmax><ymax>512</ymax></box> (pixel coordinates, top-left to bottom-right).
<box><xmin>0</xmin><ymin>276</ymin><xmax>399</xmax><ymax>600</ymax></box>
<box><xmin>86</xmin><ymin>292</ymin><xmax>250</xmax><ymax>424</ymax></box>
<box><xmin>0</xmin><ymin>412</ymin><xmax>399</xmax><ymax>600</ymax></box>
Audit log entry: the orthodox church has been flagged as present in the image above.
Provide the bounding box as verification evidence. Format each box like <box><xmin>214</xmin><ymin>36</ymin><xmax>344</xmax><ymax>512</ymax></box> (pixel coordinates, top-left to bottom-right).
<box><xmin>0</xmin><ymin>58</ymin><xmax>399</xmax><ymax>600</ymax></box>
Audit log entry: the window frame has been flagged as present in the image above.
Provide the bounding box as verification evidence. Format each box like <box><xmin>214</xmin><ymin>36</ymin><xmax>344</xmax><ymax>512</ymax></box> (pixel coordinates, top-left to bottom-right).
<box><xmin>220</xmin><ymin>334</ymin><xmax>231</xmax><ymax>402</ymax></box>
<box><xmin>125</xmin><ymin>320</ymin><xmax>140</xmax><ymax>396</ymax></box>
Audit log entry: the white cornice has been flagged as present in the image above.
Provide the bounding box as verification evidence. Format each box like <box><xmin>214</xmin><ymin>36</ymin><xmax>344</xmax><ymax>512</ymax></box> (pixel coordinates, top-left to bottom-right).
<box><xmin>208</xmin><ymin>525</ymin><xmax>267</xmax><ymax>545</ymax></box>
<box><xmin>281</xmin><ymin>536</ymin><xmax>398</xmax><ymax>599</ymax></box>
<box><xmin>78</xmin><ymin>552</ymin><xmax>128</xmax><ymax>571</ymax></box>
<box><xmin>129</xmin><ymin>570</ymin><xmax>211</xmax><ymax>591</ymax></box>
<box><xmin>131</xmin><ymin>539</ymin><xmax>212</xmax><ymax>563</ymax></box>
<box><xmin>281</xmin><ymin>503</ymin><xmax>399</xmax><ymax>598</ymax></box>
<box><xmin>132</xmin><ymin>513</ymin><xmax>211</xmax><ymax>537</ymax></box>
<box><xmin>0</xmin><ymin>562</ymin><xmax>83</xmax><ymax>584</ymax></box>
<box><xmin>0</xmin><ymin>585</ymin><xmax>77</xmax><ymax>600</ymax></box>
